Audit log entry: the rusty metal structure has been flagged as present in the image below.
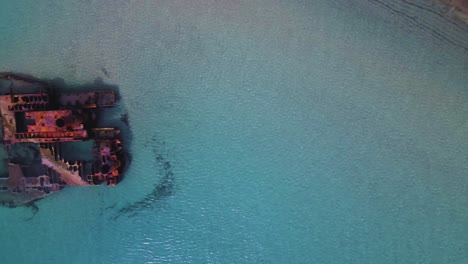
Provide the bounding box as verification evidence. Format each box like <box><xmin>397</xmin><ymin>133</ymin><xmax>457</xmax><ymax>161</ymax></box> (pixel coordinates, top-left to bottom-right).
<box><xmin>0</xmin><ymin>73</ymin><xmax>128</xmax><ymax>206</ymax></box>
<box><xmin>434</xmin><ymin>0</ymin><xmax>468</xmax><ymax>24</ymax></box>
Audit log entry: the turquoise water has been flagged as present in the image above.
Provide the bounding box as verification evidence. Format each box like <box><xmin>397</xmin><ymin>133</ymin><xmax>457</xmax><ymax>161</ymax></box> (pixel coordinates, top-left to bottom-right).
<box><xmin>1</xmin><ymin>0</ymin><xmax>468</xmax><ymax>263</ymax></box>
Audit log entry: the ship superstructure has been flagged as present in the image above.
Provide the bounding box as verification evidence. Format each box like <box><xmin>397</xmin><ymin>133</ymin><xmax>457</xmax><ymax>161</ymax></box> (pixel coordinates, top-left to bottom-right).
<box><xmin>0</xmin><ymin>73</ymin><xmax>128</xmax><ymax>206</ymax></box>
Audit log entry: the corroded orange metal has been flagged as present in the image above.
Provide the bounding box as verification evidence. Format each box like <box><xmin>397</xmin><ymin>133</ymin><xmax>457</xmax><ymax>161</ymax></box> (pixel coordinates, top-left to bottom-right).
<box><xmin>0</xmin><ymin>73</ymin><xmax>128</xmax><ymax>206</ymax></box>
<box><xmin>15</xmin><ymin>110</ymin><xmax>88</xmax><ymax>142</ymax></box>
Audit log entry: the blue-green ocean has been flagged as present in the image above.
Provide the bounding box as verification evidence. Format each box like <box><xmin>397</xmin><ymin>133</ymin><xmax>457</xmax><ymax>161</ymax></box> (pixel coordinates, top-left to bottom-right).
<box><xmin>1</xmin><ymin>0</ymin><xmax>468</xmax><ymax>263</ymax></box>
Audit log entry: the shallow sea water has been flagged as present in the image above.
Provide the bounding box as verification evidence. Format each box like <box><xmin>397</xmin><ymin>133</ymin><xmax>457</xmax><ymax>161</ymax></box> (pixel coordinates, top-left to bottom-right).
<box><xmin>1</xmin><ymin>0</ymin><xmax>468</xmax><ymax>263</ymax></box>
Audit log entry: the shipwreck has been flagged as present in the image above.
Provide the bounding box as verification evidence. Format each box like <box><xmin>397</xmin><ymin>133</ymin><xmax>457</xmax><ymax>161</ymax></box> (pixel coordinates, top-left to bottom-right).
<box><xmin>0</xmin><ymin>73</ymin><xmax>129</xmax><ymax>207</ymax></box>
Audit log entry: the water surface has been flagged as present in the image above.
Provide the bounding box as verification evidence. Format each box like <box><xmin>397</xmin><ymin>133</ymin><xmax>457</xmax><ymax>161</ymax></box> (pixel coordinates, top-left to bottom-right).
<box><xmin>1</xmin><ymin>0</ymin><xmax>468</xmax><ymax>263</ymax></box>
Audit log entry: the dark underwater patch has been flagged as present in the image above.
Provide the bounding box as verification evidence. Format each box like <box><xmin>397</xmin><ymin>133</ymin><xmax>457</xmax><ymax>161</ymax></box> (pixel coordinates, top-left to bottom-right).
<box><xmin>23</xmin><ymin>200</ymin><xmax>39</xmax><ymax>221</ymax></box>
<box><xmin>101</xmin><ymin>67</ymin><xmax>110</xmax><ymax>78</ymax></box>
<box><xmin>0</xmin><ymin>199</ymin><xmax>39</xmax><ymax>221</ymax></box>
<box><xmin>112</xmin><ymin>140</ymin><xmax>175</xmax><ymax>220</ymax></box>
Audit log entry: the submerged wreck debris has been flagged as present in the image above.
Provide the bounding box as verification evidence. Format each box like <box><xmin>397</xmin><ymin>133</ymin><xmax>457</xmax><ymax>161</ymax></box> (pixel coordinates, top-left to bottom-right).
<box><xmin>113</xmin><ymin>145</ymin><xmax>174</xmax><ymax>220</ymax></box>
<box><xmin>101</xmin><ymin>67</ymin><xmax>110</xmax><ymax>78</ymax></box>
<box><xmin>24</xmin><ymin>200</ymin><xmax>39</xmax><ymax>221</ymax></box>
<box><xmin>0</xmin><ymin>73</ymin><xmax>130</xmax><ymax>207</ymax></box>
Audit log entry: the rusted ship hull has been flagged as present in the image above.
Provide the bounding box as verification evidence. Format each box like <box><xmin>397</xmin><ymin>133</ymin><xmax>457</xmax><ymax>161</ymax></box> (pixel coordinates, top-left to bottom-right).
<box><xmin>0</xmin><ymin>73</ymin><xmax>129</xmax><ymax>207</ymax></box>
